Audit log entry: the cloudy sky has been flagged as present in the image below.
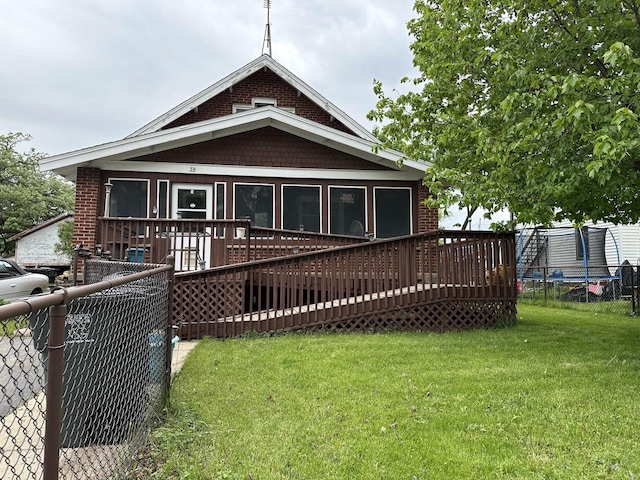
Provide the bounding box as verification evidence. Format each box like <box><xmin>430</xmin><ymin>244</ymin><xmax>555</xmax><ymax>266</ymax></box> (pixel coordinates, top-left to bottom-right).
<box><xmin>0</xmin><ymin>0</ymin><xmax>418</xmax><ymax>156</ymax></box>
<box><xmin>0</xmin><ymin>0</ymin><xmax>501</xmax><ymax>228</ymax></box>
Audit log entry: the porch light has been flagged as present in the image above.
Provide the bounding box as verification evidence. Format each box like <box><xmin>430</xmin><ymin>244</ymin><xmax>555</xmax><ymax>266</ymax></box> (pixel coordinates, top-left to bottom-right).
<box><xmin>104</xmin><ymin>183</ymin><xmax>113</xmax><ymax>217</ymax></box>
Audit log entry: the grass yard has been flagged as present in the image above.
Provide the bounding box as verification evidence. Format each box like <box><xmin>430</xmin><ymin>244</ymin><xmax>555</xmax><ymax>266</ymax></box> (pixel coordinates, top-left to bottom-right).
<box><xmin>146</xmin><ymin>305</ymin><xmax>640</xmax><ymax>479</ymax></box>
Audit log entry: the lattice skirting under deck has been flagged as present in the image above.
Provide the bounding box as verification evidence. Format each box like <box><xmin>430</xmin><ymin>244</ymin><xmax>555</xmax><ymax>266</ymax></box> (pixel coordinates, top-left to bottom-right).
<box><xmin>302</xmin><ymin>299</ymin><xmax>518</xmax><ymax>334</ymax></box>
<box><xmin>180</xmin><ymin>298</ymin><xmax>518</xmax><ymax>339</ymax></box>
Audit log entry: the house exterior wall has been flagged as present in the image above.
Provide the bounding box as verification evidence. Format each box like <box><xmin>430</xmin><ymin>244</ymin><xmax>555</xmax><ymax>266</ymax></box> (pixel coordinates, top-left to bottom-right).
<box><xmin>97</xmin><ymin>172</ymin><xmax>433</xmax><ymax>234</ymax></box>
<box><xmin>417</xmin><ymin>184</ymin><xmax>438</xmax><ymax>232</ymax></box>
<box><xmin>14</xmin><ymin>222</ymin><xmax>71</xmax><ymax>267</ymax></box>
<box><xmin>73</xmin><ymin>167</ymin><xmax>101</xmax><ymax>253</ymax></box>
<box><xmin>162</xmin><ymin>69</ymin><xmax>356</xmax><ymax>136</ymax></box>
<box><xmin>72</xmin><ymin>170</ymin><xmax>437</xmax><ymax>257</ymax></box>
<box><xmin>71</xmin><ymin>107</ymin><xmax>437</xmax><ymax>255</ymax></box>
<box><xmin>139</xmin><ymin>128</ymin><xmax>387</xmax><ymax>170</ymax></box>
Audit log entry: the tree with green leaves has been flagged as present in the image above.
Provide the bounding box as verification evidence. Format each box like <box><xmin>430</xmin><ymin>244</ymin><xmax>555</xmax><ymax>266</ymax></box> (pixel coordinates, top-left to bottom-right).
<box><xmin>369</xmin><ymin>0</ymin><xmax>640</xmax><ymax>228</ymax></box>
<box><xmin>0</xmin><ymin>133</ymin><xmax>75</xmax><ymax>256</ymax></box>
<box><xmin>54</xmin><ymin>219</ymin><xmax>74</xmax><ymax>260</ymax></box>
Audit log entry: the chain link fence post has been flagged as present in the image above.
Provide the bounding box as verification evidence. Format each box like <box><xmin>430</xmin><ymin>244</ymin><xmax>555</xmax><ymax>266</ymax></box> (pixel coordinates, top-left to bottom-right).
<box><xmin>43</xmin><ymin>303</ymin><xmax>66</xmax><ymax>480</ymax></box>
<box><xmin>1</xmin><ymin>261</ymin><xmax>173</xmax><ymax>478</ymax></box>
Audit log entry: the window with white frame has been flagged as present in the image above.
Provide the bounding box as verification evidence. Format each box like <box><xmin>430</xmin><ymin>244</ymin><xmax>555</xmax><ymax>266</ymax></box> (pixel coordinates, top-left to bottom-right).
<box><xmin>374</xmin><ymin>187</ymin><xmax>412</xmax><ymax>238</ymax></box>
<box><xmin>215</xmin><ymin>183</ymin><xmax>226</xmax><ymax>220</ymax></box>
<box><xmin>214</xmin><ymin>182</ymin><xmax>227</xmax><ymax>237</ymax></box>
<box><xmin>329</xmin><ymin>186</ymin><xmax>366</xmax><ymax>236</ymax></box>
<box><xmin>234</xmin><ymin>183</ymin><xmax>275</xmax><ymax>228</ymax></box>
<box><xmin>282</xmin><ymin>185</ymin><xmax>321</xmax><ymax>232</ymax></box>
<box><xmin>232</xmin><ymin>104</ymin><xmax>253</xmax><ymax>113</ymax></box>
<box><xmin>175</xmin><ymin>185</ymin><xmax>210</xmax><ymax>218</ymax></box>
<box><xmin>157</xmin><ymin>180</ymin><xmax>169</xmax><ymax>218</ymax></box>
<box><xmin>108</xmin><ymin>179</ymin><xmax>149</xmax><ymax>218</ymax></box>
<box><xmin>232</xmin><ymin>97</ymin><xmax>295</xmax><ymax>114</ymax></box>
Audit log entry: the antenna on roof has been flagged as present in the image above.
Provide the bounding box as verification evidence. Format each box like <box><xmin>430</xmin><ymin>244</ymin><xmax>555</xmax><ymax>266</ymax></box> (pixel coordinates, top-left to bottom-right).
<box><xmin>261</xmin><ymin>0</ymin><xmax>272</xmax><ymax>57</ymax></box>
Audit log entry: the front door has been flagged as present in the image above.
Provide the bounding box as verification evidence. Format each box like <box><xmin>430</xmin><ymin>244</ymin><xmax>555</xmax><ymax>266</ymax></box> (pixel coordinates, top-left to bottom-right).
<box><xmin>171</xmin><ymin>184</ymin><xmax>213</xmax><ymax>270</ymax></box>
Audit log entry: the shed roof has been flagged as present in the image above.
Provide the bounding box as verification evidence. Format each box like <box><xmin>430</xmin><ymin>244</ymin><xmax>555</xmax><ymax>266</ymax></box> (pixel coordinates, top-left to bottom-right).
<box><xmin>9</xmin><ymin>213</ymin><xmax>73</xmax><ymax>242</ymax></box>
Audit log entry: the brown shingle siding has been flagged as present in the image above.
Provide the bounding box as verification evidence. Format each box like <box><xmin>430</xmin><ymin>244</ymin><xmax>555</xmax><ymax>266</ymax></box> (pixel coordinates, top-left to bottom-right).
<box><xmin>162</xmin><ymin>69</ymin><xmax>356</xmax><ymax>136</ymax></box>
<box><xmin>141</xmin><ymin>128</ymin><xmax>389</xmax><ymax>171</ymax></box>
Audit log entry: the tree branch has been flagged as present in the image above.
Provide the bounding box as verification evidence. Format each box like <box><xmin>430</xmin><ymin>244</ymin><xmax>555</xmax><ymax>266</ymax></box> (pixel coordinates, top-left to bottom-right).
<box><xmin>550</xmin><ymin>6</ymin><xmax>609</xmax><ymax>77</ymax></box>
<box><xmin>622</xmin><ymin>0</ymin><xmax>640</xmax><ymax>32</ymax></box>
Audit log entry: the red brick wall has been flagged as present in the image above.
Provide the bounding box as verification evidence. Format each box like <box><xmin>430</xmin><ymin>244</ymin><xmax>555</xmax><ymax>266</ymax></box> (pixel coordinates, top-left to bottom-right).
<box><xmin>417</xmin><ymin>183</ymin><xmax>439</xmax><ymax>233</ymax></box>
<box><xmin>73</xmin><ymin>167</ymin><xmax>101</xmax><ymax>252</ymax></box>
<box><xmin>163</xmin><ymin>69</ymin><xmax>356</xmax><ymax>136</ymax></box>
<box><xmin>139</xmin><ymin>128</ymin><xmax>389</xmax><ymax>171</ymax></box>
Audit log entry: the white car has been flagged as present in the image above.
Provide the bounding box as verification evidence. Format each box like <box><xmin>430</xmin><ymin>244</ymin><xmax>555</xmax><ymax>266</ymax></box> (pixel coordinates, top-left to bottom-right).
<box><xmin>0</xmin><ymin>258</ymin><xmax>50</xmax><ymax>302</ymax></box>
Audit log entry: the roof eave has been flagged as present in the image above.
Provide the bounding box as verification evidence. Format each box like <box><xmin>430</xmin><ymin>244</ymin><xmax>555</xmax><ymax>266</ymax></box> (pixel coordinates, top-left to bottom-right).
<box><xmin>41</xmin><ymin>108</ymin><xmax>428</xmax><ymax>181</ymax></box>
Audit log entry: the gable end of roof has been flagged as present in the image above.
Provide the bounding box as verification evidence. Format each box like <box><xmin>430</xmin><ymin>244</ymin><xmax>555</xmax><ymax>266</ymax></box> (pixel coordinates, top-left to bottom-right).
<box><xmin>127</xmin><ymin>55</ymin><xmax>378</xmax><ymax>143</ymax></box>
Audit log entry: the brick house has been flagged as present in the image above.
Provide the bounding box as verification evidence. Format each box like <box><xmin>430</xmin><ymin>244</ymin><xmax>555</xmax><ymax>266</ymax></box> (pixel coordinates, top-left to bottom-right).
<box><xmin>40</xmin><ymin>55</ymin><xmax>436</xmax><ymax>269</ymax></box>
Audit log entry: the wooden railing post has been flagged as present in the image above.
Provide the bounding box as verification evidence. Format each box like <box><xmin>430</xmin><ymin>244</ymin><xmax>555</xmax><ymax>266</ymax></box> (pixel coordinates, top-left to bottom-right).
<box><xmin>164</xmin><ymin>255</ymin><xmax>176</xmax><ymax>393</ymax></box>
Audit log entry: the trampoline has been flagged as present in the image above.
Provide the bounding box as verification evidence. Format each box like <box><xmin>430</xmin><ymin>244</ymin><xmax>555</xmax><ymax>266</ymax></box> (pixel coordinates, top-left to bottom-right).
<box><xmin>516</xmin><ymin>226</ymin><xmax>631</xmax><ymax>301</ymax></box>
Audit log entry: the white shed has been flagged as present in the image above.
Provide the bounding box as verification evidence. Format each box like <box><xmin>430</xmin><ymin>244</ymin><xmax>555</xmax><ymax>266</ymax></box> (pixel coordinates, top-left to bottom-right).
<box><xmin>9</xmin><ymin>213</ymin><xmax>72</xmax><ymax>269</ymax></box>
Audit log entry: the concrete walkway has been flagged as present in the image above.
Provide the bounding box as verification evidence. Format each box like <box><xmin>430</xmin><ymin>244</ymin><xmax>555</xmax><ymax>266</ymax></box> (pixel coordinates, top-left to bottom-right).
<box><xmin>170</xmin><ymin>340</ymin><xmax>199</xmax><ymax>377</ymax></box>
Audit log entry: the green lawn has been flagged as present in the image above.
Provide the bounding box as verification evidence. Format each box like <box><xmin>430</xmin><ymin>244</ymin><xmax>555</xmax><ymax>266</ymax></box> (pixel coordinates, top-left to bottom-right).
<box><xmin>147</xmin><ymin>305</ymin><xmax>640</xmax><ymax>479</ymax></box>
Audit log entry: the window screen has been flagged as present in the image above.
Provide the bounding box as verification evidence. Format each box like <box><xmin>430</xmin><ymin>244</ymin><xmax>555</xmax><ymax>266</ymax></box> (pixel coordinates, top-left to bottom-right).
<box><xmin>282</xmin><ymin>186</ymin><xmax>321</xmax><ymax>232</ymax></box>
<box><xmin>329</xmin><ymin>187</ymin><xmax>366</xmax><ymax>236</ymax></box>
<box><xmin>235</xmin><ymin>184</ymin><xmax>274</xmax><ymax>228</ymax></box>
<box><xmin>109</xmin><ymin>180</ymin><xmax>148</xmax><ymax>218</ymax></box>
<box><xmin>375</xmin><ymin>188</ymin><xmax>411</xmax><ymax>238</ymax></box>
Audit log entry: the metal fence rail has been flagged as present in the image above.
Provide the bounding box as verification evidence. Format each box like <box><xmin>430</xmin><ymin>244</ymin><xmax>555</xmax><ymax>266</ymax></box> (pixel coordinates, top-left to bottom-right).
<box><xmin>0</xmin><ymin>257</ymin><xmax>174</xmax><ymax>480</ymax></box>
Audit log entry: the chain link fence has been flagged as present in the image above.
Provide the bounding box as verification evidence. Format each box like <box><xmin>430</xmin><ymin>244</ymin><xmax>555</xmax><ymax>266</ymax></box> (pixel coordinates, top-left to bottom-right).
<box><xmin>0</xmin><ymin>258</ymin><xmax>174</xmax><ymax>479</ymax></box>
<box><xmin>517</xmin><ymin>263</ymin><xmax>639</xmax><ymax>316</ymax></box>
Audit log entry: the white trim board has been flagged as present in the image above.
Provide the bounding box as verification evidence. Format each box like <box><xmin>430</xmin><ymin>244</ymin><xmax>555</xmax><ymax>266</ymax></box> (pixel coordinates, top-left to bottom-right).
<box><xmin>95</xmin><ymin>161</ymin><xmax>424</xmax><ymax>181</ymax></box>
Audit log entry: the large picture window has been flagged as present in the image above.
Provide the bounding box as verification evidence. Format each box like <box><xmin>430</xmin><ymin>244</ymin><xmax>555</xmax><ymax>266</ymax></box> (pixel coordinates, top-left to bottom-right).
<box><xmin>282</xmin><ymin>185</ymin><xmax>321</xmax><ymax>232</ymax></box>
<box><xmin>234</xmin><ymin>184</ymin><xmax>274</xmax><ymax>228</ymax></box>
<box><xmin>329</xmin><ymin>186</ymin><xmax>366</xmax><ymax>236</ymax></box>
<box><xmin>109</xmin><ymin>179</ymin><xmax>149</xmax><ymax>218</ymax></box>
<box><xmin>375</xmin><ymin>188</ymin><xmax>412</xmax><ymax>238</ymax></box>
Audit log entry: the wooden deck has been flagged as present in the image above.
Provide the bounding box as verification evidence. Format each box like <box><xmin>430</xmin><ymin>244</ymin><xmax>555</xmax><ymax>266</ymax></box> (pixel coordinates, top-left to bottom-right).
<box><xmin>170</xmin><ymin>230</ymin><xmax>517</xmax><ymax>339</ymax></box>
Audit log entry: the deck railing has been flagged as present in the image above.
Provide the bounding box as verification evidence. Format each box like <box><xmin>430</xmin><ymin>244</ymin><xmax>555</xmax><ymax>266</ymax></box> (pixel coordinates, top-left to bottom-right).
<box><xmin>173</xmin><ymin>230</ymin><xmax>517</xmax><ymax>339</ymax></box>
<box><xmin>97</xmin><ymin>218</ymin><xmax>369</xmax><ymax>271</ymax></box>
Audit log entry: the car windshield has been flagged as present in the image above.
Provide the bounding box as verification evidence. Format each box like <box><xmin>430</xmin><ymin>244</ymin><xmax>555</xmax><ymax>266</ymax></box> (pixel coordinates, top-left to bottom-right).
<box><xmin>0</xmin><ymin>259</ymin><xmax>26</xmax><ymax>277</ymax></box>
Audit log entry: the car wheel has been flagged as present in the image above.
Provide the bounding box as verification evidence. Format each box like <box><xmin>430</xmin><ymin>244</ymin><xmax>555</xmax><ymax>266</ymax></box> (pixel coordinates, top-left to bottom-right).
<box><xmin>30</xmin><ymin>288</ymin><xmax>43</xmax><ymax>295</ymax></box>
